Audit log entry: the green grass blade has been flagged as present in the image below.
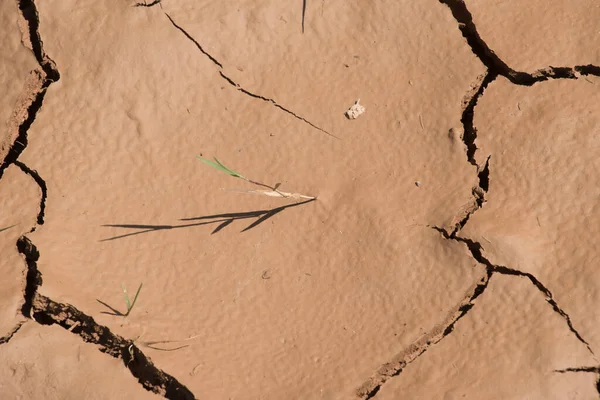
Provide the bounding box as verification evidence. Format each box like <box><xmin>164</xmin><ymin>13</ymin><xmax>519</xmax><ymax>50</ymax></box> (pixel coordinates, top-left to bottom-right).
<box><xmin>121</xmin><ymin>283</ymin><xmax>131</xmax><ymax>311</ymax></box>
<box><xmin>213</xmin><ymin>158</ymin><xmax>245</xmax><ymax>178</ymax></box>
<box><xmin>196</xmin><ymin>156</ymin><xmax>245</xmax><ymax>179</ymax></box>
<box><xmin>129</xmin><ymin>283</ymin><xmax>143</xmax><ymax>313</ymax></box>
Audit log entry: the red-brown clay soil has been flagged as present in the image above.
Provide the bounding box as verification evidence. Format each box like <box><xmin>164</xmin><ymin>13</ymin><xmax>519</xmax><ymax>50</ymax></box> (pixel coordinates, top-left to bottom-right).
<box><xmin>1</xmin><ymin>1</ymin><xmax>599</xmax><ymax>399</ymax></box>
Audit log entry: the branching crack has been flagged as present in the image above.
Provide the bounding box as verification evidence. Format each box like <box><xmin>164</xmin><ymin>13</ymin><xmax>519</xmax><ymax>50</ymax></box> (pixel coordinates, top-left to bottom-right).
<box><xmin>438</xmin><ymin>0</ymin><xmax>600</xmax><ymax>86</ymax></box>
<box><xmin>452</xmin><ymin>233</ymin><xmax>596</xmax><ymax>357</ymax></box>
<box><xmin>492</xmin><ymin>264</ymin><xmax>596</xmax><ymax>357</ymax></box>
<box><xmin>358</xmin><ymin>224</ymin><xmax>595</xmax><ymax>397</ymax></box>
<box><xmin>162</xmin><ymin>11</ymin><xmax>336</xmax><ymax>138</ymax></box>
<box><xmin>442</xmin><ymin>226</ymin><xmax>595</xmax><ymax>356</ymax></box>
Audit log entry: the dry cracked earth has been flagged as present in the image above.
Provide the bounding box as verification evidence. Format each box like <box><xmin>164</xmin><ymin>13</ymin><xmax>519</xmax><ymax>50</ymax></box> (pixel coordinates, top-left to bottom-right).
<box><xmin>1</xmin><ymin>0</ymin><xmax>600</xmax><ymax>399</ymax></box>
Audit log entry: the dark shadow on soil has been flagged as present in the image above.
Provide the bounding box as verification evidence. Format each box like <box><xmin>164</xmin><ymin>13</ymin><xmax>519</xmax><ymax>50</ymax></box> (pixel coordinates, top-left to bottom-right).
<box><xmin>96</xmin><ymin>299</ymin><xmax>126</xmax><ymax>317</ymax></box>
<box><xmin>101</xmin><ymin>198</ymin><xmax>315</xmax><ymax>241</ymax></box>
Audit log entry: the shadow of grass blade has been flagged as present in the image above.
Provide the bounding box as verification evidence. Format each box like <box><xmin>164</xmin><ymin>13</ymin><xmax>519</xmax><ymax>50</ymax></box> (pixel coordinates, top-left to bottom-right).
<box><xmin>0</xmin><ymin>224</ymin><xmax>17</xmax><ymax>233</ymax></box>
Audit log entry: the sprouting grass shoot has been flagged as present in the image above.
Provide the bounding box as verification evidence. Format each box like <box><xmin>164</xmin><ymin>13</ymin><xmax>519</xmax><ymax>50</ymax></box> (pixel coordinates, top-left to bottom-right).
<box><xmin>197</xmin><ymin>156</ymin><xmax>315</xmax><ymax>200</ymax></box>
<box><xmin>121</xmin><ymin>282</ymin><xmax>143</xmax><ymax>317</ymax></box>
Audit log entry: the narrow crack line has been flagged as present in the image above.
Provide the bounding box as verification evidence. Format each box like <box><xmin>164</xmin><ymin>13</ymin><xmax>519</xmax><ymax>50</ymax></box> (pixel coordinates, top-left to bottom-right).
<box><xmin>163</xmin><ymin>11</ymin><xmax>335</xmax><ymax>138</ymax></box>
<box><xmin>359</xmin><ymin>275</ymin><xmax>492</xmax><ymax>398</ymax></box>
<box><xmin>555</xmin><ymin>366</ymin><xmax>600</xmax><ymax>373</ymax></box>
<box><xmin>31</xmin><ymin>294</ymin><xmax>196</xmax><ymax>400</ymax></box>
<box><xmin>554</xmin><ymin>366</ymin><xmax>600</xmax><ymax>397</ymax></box>
<box><xmin>133</xmin><ymin>0</ymin><xmax>162</xmax><ymax>7</ymax></box>
<box><xmin>301</xmin><ymin>0</ymin><xmax>307</xmax><ymax>33</ymax></box>
<box><xmin>356</xmin><ymin>230</ymin><xmax>493</xmax><ymax>399</ymax></box>
<box><xmin>491</xmin><ymin>264</ymin><xmax>596</xmax><ymax>357</ymax></box>
<box><xmin>233</xmin><ymin>76</ymin><xmax>340</xmax><ymax>139</ymax></box>
<box><xmin>443</xmin><ymin>227</ymin><xmax>596</xmax><ymax>356</ymax></box>
<box><xmin>437</xmin><ymin>0</ymin><xmax>600</xmax><ymax>86</ymax></box>
<box><xmin>14</xmin><ymin>160</ymin><xmax>47</xmax><ymax>228</ymax></box>
<box><xmin>442</xmin><ymin>224</ymin><xmax>596</xmax><ymax>358</ymax></box>
<box><xmin>164</xmin><ymin>12</ymin><xmax>223</xmax><ymax>68</ymax></box>
<box><xmin>0</xmin><ymin>321</ymin><xmax>27</xmax><ymax>345</ymax></box>
<box><xmin>444</xmin><ymin>230</ymin><xmax>596</xmax><ymax>358</ymax></box>
<box><xmin>449</xmin><ymin>156</ymin><xmax>489</xmax><ymax>237</ymax></box>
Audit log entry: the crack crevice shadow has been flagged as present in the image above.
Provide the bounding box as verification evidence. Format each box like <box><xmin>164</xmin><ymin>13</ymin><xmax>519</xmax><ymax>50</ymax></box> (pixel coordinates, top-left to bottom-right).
<box><xmin>101</xmin><ymin>198</ymin><xmax>315</xmax><ymax>241</ymax></box>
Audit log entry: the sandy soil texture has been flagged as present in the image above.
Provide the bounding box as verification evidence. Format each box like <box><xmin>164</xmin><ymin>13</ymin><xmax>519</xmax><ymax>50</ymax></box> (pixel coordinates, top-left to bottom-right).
<box><xmin>1</xmin><ymin>0</ymin><xmax>599</xmax><ymax>399</ymax></box>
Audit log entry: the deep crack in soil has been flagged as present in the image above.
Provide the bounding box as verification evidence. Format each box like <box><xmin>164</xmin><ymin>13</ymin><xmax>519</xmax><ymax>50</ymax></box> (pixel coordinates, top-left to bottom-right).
<box><xmin>356</xmin><ymin>2</ymin><xmax>600</xmax><ymax>397</ymax></box>
<box><xmin>31</xmin><ymin>294</ymin><xmax>195</xmax><ymax>399</ymax></box>
<box><xmin>15</xmin><ymin>233</ymin><xmax>196</xmax><ymax>399</ymax></box>
<box><xmin>438</xmin><ymin>0</ymin><xmax>600</xmax><ymax>86</ymax></box>
<box><xmin>4</xmin><ymin>1</ymin><xmax>600</xmax><ymax>399</ymax></box>
<box><xmin>14</xmin><ymin>160</ymin><xmax>46</xmax><ymax>227</ymax></box>
<box><xmin>1</xmin><ymin>2</ymin><xmax>198</xmax><ymax>399</ymax></box>
<box><xmin>0</xmin><ymin>0</ymin><xmax>60</xmax><ymax>180</ymax></box>
<box><xmin>17</xmin><ymin>235</ymin><xmax>42</xmax><ymax>318</ymax></box>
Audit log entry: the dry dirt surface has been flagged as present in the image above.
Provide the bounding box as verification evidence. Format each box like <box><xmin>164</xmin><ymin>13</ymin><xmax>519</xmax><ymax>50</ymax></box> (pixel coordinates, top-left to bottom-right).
<box><xmin>1</xmin><ymin>1</ymin><xmax>599</xmax><ymax>399</ymax></box>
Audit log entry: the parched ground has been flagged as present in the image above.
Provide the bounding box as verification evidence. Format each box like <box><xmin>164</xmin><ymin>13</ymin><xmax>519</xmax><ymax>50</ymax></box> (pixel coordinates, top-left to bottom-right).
<box><xmin>1</xmin><ymin>0</ymin><xmax>599</xmax><ymax>399</ymax></box>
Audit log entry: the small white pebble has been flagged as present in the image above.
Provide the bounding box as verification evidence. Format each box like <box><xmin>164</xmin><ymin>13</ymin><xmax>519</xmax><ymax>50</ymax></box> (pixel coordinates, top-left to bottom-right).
<box><xmin>345</xmin><ymin>98</ymin><xmax>365</xmax><ymax>119</ymax></box>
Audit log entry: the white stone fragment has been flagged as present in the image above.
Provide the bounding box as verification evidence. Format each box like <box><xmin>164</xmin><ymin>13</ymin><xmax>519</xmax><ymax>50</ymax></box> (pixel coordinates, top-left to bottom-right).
<box><xmin>345</xmin><ymin>98</ymin><xmax>365</xmax><ymax>119</ymax></box>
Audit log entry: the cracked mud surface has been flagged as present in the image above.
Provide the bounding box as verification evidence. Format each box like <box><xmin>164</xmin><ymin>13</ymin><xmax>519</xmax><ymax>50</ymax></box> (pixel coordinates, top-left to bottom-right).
<box><xmin>1</xmin><ymin>0</ymin><xmax>599</xmax><ymax>399</ymax></box>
